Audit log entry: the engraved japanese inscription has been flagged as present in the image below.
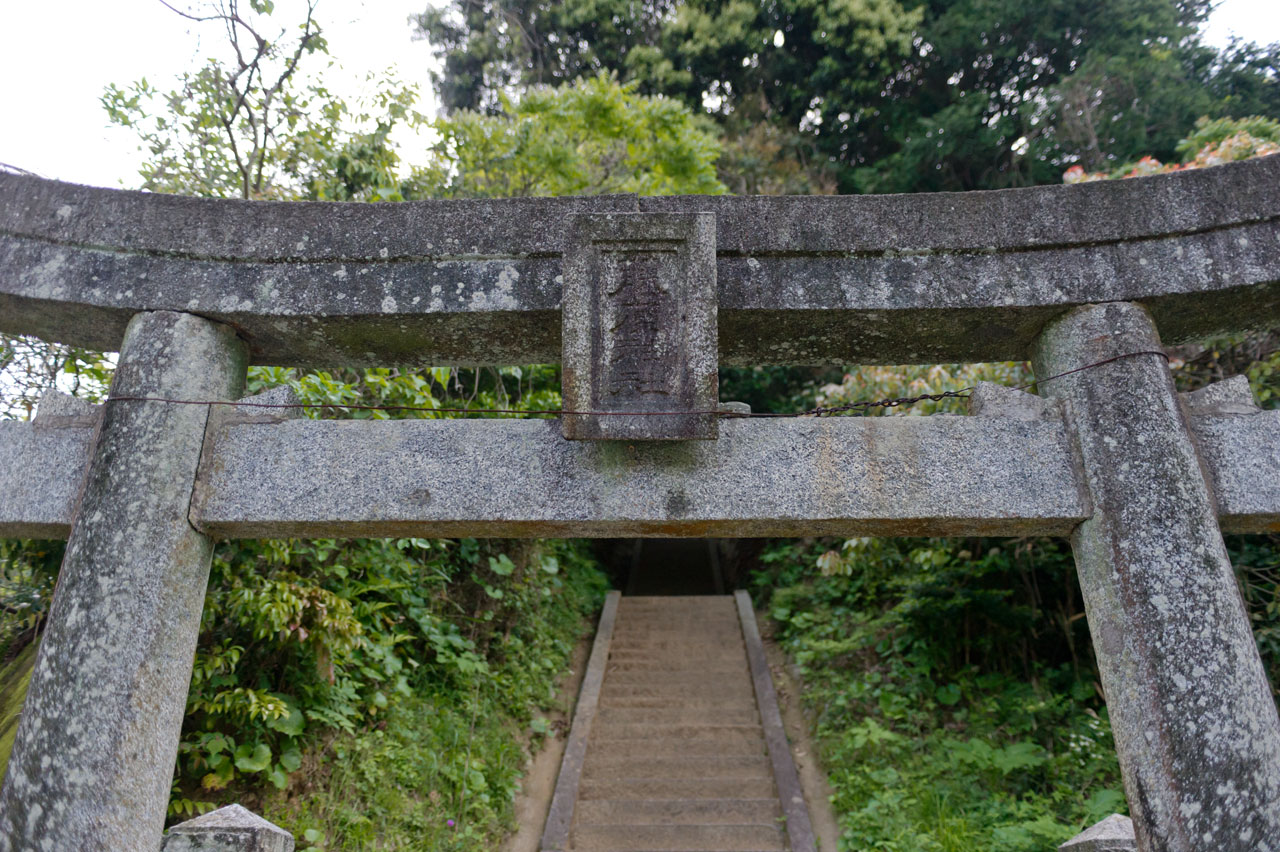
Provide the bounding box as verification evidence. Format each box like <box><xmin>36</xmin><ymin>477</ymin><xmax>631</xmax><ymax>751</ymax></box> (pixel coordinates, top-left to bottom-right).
<box><xmin>561</xmin><ymin>212</ymin><xmax>717</xmax><ymax>440</ymax></box>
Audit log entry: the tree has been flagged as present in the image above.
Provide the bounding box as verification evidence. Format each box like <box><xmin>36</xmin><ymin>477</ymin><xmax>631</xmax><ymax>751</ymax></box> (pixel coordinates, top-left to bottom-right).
<box><xmin>102</xmin><ymin>0</ymin><xmax>429</xmax><ymax>202</ymax></box>
<box><xmin>411</xmin><ymin>73</ymin><xmax>725</xmax><ymax>198</ymax></box>
<box><xmin>416</xmin><ymin>0</ymin><xmax>1280</xmax><ymax>193</ymax></box>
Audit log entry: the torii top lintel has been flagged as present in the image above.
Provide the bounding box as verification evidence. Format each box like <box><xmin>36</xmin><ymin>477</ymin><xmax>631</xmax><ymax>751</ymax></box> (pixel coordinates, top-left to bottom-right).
<box><xmin>1</xmin><ymin>155</ymin><xmax>1277</xmax><ymax>368</ymax></box>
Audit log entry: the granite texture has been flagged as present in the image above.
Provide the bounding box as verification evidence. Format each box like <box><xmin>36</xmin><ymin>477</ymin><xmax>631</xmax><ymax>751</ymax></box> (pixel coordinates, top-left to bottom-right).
<box><xmin>2</xmin><ymin>156</ymin><xmax>1277</xmax><ymax>366</ymax></box>
<box><xmin>0</xmin><ymin>311</ymin><xmax>247</xmax><ymax>852</ymax></box>
<box><xmin>0</xmin><ymin>392</ymin><xmax>97</xmax><ymax>538</ymax></box>
<box><xmin>1059</xmin><ymin>814</ymin><xmax>1137</xmax><ymax>851</ymax></box>
<box><xmin>1033</xmin><ymin>302</ymin><xmax>1280</xmax><ymax>852</ymax></box>
<box><xmin>162</xmin><ymin>805</ymin><xmax>293</xmax><ymax>852</ymax></box>
<box><xmin>967</xmin><ymin>382</ymin><xmax>1051</xmax><ymax>420</ymax></box>
<box><xmin>561</xmin><ymin>212</ymin><xmax>717</xmax><ymax>440</ymax></box>
<box><xmin>7</xmin><ymin>400</ymin><xmax>1280</xmax><ymax>541</ymax></box>
<box><xmin>191</xmin><ymin>414</ymin><xmax>1089</xmax><ymax>539</ymax></box>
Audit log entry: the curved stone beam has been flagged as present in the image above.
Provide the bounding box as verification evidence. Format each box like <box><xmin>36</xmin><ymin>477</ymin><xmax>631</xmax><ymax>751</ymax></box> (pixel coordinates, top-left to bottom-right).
<box><xmin>1</xmin><ymin>156</ymin><xmax>1277</xmax><ymax>367</ymax></box>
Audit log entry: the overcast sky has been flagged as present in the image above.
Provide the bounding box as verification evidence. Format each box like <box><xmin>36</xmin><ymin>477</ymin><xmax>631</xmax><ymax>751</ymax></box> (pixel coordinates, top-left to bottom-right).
<box><xmin>1</xmin><ymin>0</ymin><xmax>1277</xmax><ymax>190</ymax></box>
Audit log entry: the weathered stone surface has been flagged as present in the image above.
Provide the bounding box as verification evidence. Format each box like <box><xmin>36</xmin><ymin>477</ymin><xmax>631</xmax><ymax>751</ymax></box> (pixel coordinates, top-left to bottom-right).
<box><xmin>34</xmin><ymin>388</ymin><xmax>101</xmax><ymax>424</ymax></box>
<box><xmin>192</xmin><ymin>415</ymin><xmax>1088</xmax><ymax>539</ymax></box>
<box><xmin>967</xmin><ymin>382</ymin><xmax>1049</xmax><ymax>420</ymax></box>
<box><xmin>11</xmin><ymin>400</ymin><xmax>1280</xmax><ymax>541</ymax></box>
<box><xmin>162</xmin><ymin>805</ymin><xmax>294</xmax><ymax>852</ymax></box>
<box><xmin>2</xmin><ymin>156</ymin><xmax>1278</xmax><ymax>367</ymax></box>
<box><xmin>561</xmin><ymin>212</ymin><xmax>717</xmax><ymax>440</ymax></box>
<box><xmin>1032</xmin><ymin>302</ymin><xmax>1280</xmax><ymax>852</ymax></box>
<box><xmin>0</xmin><ymin>394</ymin><xmax>96</xmax><ymax>538</ymax></box>
<box><xmin>1059</xmin><ymin>814</ymin><xmax>1136</xmax><ymax>851</ymax></box>
<box><xmin>1180</xmin><ymin>374</ymin><xmax>1259</xmax><ymax>414</ymax></box>
<box><xmin>216</xmin><ymin>385</ymin><xmax>304</xmax><ymax>425</ymax></box>
<box><xmin>1193</xmin><ymin>408</ymin><xmax>1280</xmax><ymax>532</ymax></box>
<box><xmin>0</xmin><ymin>311</ymin><xmax>247</xmax><ymax>852</ymax></box>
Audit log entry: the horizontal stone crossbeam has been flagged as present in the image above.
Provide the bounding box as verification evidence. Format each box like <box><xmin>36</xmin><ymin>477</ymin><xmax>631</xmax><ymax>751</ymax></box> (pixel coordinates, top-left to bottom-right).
<box><xmin>4</xmin><ymin>394</ymin><xmax>1278</xmax><ymax>540</ymax></box>
<box><xmin>2</xmin><ymin>156</ymin><xmax>1278</xmax><ymax>367</ymax></box>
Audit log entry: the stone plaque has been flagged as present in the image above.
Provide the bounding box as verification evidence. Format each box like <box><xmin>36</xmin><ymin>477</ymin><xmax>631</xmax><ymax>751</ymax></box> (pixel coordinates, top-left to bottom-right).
<box><xmin>562</xmin><ymin>212</ymin><xmax>717</xmax><ymax>440</ymax></box>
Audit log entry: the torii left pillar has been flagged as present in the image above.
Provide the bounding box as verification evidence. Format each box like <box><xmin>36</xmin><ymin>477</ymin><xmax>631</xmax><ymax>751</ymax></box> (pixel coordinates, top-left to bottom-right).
<box><xmin>0</xmin><ymin>311</ymin><xmax>247</xmax><ymax>851</ymax></box>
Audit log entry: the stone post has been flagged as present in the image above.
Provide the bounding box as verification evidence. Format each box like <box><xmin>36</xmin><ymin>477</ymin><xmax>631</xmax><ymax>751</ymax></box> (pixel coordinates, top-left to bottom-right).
<box><xmin>1032</xmin><ymin>302</ymin><xmax>1280</xmax><ymax>852</ymax></box>
<box><xmin>1059</xmin><ymin>814</ymin><xmax>1136</xmax><ymax>851</ymax></box>
<box><xmin>162</xmin><ymin>805</ymin><xmax>294</xmax><ymax>852</ymax></box>
<box><xmin>0</xmin><ymin>311</ymin><xmax>247</xmax><ymax>851</ymax></box>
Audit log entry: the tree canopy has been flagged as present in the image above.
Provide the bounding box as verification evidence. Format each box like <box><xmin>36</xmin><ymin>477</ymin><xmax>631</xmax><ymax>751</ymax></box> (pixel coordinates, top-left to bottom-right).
<box><xmin>416</xmin><ymin>0</ymin><xmax>1280</xmax><ymax>192</ymax></box>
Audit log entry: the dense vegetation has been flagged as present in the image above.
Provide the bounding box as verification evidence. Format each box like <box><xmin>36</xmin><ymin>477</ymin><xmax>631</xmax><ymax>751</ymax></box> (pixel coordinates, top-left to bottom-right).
<box><xmin>417</xmin><ymin>0</ymin><xmax>1280</xmax><ymax>193</ymax></box>
<box><xmin>2</xmin><ymin>0</ymin><xmax>1279</xmax><ymax>849</ymax></box>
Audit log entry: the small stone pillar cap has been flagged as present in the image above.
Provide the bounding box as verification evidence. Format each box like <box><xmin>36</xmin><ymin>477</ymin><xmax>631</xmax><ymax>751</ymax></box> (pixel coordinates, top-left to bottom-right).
<box><xmin>1058</xmin><ymin>814</ymin><xmax>1136</xmax><ymax>851</ymax></box>
<box><xmin>163</xmin><ymin>804</ymin><xmax>295</xmax><ymax>852</ymax></box>
<box><xmin>967</xmin><ymin>381</ymin><xmax>1048</xmax><ymax>420</ymax></box>
<box><xmin>33</xmin><ymin>390</ymin><xmax>101</xmax><ymax>425</ymax></box>
<box><xmin>1180</xmin><ymin>374</ymin><xmax>1259</xmax><ymax>415</ymax></box>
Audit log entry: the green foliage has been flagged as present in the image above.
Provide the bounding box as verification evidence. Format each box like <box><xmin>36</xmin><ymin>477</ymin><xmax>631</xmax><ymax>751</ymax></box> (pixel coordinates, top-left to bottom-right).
<box><xmin>0</xmin><ymin>541</ymin><xmax>64</xmax><ymax>660</ymax></box>
<box><xmin>0</xmin><ymin>337</ymin><xmax>114</xmax><ymax>421</ymax></box>
<box><xmin>811</xmin><ymin>362</ymin><xmax>1031</xmax><ymax>418</ymax></box>
<box><xmin>412</xmin><ymin>74</ymin><xmax>725</xmax><ymax>198</ymax></box>
<box><xmin>101</xmin><ymin>1</ymin><xmax>425</xmax><ymax>201</ymax></box>
<box><xmin>1175</xmin><ymin>114</ymin><xmax>1280</xmax><ymax>160</ymax></box>
<box><xmin>759</xmin><ymin>537</ymin><xmax>1125</xmax><ymax>850</ymax></box>
<box><xmin>162</xmin><ymin>356</ymin><xmax>602</xmax><ymax>816</ymax></box>
<box><xmin>1065</xmin><ymin>115</ymin><xmax>1278</xmax><ymax>182</ymax></box>
<box><xmin>0</xmin><ymin>643</ymin><xmax>38</xmax><ymax>776</ymax></box>
<box><xmin>418</xmin><ymin>0</ymin><xmax>1280</xmax><ymax>193</ymax></box>
<box><xmin>261</xmin><ymin>543</ymin><xmax>607</xmax><ymax>850</ymax></box>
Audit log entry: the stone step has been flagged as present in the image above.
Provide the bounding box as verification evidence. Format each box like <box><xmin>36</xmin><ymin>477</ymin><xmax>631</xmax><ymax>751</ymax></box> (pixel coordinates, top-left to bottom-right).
<box><xmin>605</xmin><ymin>659</ymin><xmax>747</xmax><ymax>672</ymax></box>
<box><xmin>598</xmin><ymin>687</ymin><xmax>757</xmax><ymax>705</ymax></box>
<box><xmin>603</xmin><ymin>671</ymin><xmax>753</xmax><ymax>687</ymax></box>
<box><xmin>596</xmin><ymin>707</ymin><xmax>760</xmax><ymax>726</ymax></box>
<box><xmin>587</xmin><ymin>739</ymin><xmax>766</xmax><ymax>760</ymax></box>
<box><xmin>574</xmin><ymin>798</ymin><xmax>783</xmax><ymax>826</ymax></box>
<box><xmin>597</xmin><ymin>694</ymin><xmax>758</xmax><ymax>711</ymax></box>
<box><xmin>612</xmin><ymin>608</ymin><xmax>737</xmax><ymax>619</ymax></box>
<box><xmin>577</xmin><ymin>778</ymin><xmax>778</xmax><ymax>802</ymax></box>
<box><xmin>609</xmin><ymin>644</ymin><xmax>746</xmax><ymax>654</ymax></box>
<box><xmin>570</xmin><ymin>824</ymin><xmax>785</xmax><ymax>851</ymax></box>
<box><xmin>610</xmin><ymin>631</ymin><xmax>744</xmax><ymax>643</ymax></box>
<box><xmin>582</xmin><ymin>754</ymin><xmax>772</xmax><ymax>780</ymax></box>
<box><xmin>590</xmin><ymin>725</ymin><xmax>765</xmax><ymax>745</ymax></box>
<box><xmin>617</xmin><ymin>597</ymin><xmax>739</xmax><ymax>611</ymax></box>
<box><xmin>554</xmin><ymin>594</ymin><xmax>813</xmax><ymax>852</ymax></box>
<box><xmin>612</xmin><ymin>615</ymin><xmax>741</xmax><ymax>626</ymax></box>
<box><xmin>612</xmin><ymin>617</ymin><xmax>741</xmax><ymax>627</ymax></box>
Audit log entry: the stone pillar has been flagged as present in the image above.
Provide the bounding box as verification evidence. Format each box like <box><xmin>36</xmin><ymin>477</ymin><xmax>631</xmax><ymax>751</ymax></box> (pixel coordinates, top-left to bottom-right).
<box><xmin>1032</xmin><ymin>302</ymin><xmax>1280</xmax><ymax>852</ymax></box>
<box><xmin>0</xmin><ymin>311</ymin><xmax>247</xmax><ymax>851</ymax></box>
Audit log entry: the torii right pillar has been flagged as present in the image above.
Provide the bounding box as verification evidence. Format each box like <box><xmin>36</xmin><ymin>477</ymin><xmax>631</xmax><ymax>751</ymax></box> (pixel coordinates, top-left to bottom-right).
<box><xmin>1033</xmin><ymin>301</ymin><xmax>1280</xmax><ymax>852</ymax></box>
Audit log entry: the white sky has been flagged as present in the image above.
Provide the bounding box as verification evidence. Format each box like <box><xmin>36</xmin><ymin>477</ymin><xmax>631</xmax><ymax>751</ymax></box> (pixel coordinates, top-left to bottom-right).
<box><xmin>0</xmin><ymin>0</ymin><xmax>439</xmax><ymax>188</ymax></box>
<box><xmin>0</xmin><ymin>0</ymin><xmax>1277</xmax><ymax>190</ymax></box>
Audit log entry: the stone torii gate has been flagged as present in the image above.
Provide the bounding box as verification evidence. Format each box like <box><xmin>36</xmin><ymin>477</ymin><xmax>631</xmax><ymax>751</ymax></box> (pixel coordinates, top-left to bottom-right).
<box><xmin>0</xmin><ymin>156</ymin><xmax>1279</xmax><ymax>851</ymax></box>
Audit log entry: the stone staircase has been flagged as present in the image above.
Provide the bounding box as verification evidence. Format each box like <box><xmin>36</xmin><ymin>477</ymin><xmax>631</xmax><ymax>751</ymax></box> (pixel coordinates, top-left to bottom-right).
<box><xmin>542</xmin><ymin>593</ymin><xmax>814</xmax><ymax>852</ymax></box>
